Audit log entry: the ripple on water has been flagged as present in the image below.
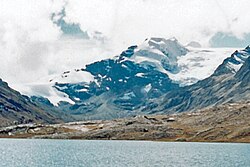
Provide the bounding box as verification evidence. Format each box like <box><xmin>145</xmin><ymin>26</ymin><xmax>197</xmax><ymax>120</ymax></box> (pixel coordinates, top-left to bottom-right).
<box><xmin>0</xmin><ymin>139</ymin><xmax>249</xmax><ymax>167</ymax></box>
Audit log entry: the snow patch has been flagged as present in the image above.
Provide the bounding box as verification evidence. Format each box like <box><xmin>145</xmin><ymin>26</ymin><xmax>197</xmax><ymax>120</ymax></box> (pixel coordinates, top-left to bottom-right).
<box><xmin>51</xmin><ymin>70</ymin><xmax>94</xmax><ymax>84</ymax></box>
<box><xmin>135</xmin><ymin>73</ymin><xmax>144</xmax><ymax>77</ymax></box>
<box><xmin>120</xmin><ymin>92</ymin><xmax>136</xmax><ymax>100</ymax></box>
<box><xmin>13</xmin><ymin>82</ymin><xmax>75</xmax><ymax>106</ymax></box>
<box><xmin>168</xmin><ymin>47</ymin><xmax>237</xmax><ymax>86</ymax></box>
<box><xmin>74</xmin><ymin>97</ymin><xmax>80</xmax><ymax>101</ymax></box>
<box><xmin>227</xmin><ymin>62</ymin><xmax>243</xmax><ymax>73</ymax></box>
<box><xmin>144</xmin><ymin>84</ymin><xmax>152</xmax><ymax>93</ymax></box>
<box><xmin>77</xmin><ymin>88</ymin><xmax>88</xmax><ymax>92</ymax></box>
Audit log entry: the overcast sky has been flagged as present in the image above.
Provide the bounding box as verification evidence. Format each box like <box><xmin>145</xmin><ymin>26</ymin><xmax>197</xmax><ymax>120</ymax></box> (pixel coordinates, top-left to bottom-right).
<box><xmin>0</xmin><ymin>0</ymin><xmax>250</xmax><ymax>87</ymax></box>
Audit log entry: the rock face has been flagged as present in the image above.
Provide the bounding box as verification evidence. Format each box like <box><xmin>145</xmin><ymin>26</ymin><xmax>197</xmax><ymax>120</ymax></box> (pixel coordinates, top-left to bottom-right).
<box><xmin>0</xmin><ymin>79</ymin><xmax>72</xmax><ymax>127</ymax></box>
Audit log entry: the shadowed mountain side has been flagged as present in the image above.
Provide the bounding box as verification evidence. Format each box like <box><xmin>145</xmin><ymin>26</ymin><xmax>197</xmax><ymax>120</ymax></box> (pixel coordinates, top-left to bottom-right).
<box><xmin>0</xmin><ymin>79</ymin><xmax>74</xmax><ymax>127</ymax></box>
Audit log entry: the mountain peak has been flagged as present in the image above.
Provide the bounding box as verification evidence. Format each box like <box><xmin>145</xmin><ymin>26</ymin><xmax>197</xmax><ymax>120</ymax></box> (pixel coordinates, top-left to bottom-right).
<box><xmin>244</xmin><ymin>45</ymin><xmax>250</xmax><ymax>52</ymax></box>
<box><xmin>213</xmin><ymin>45</ymin><xmax>250</xmax><ymax>76</ymax></box>
<box><xmin>127</xmin><ymin>37</ymin><xmax>188</xmax><ymax>73</ymax></box>
<box><xmin>146</xmin><ymin>37</ymin><xmax>188</xmax><ymax>56</ymax></box>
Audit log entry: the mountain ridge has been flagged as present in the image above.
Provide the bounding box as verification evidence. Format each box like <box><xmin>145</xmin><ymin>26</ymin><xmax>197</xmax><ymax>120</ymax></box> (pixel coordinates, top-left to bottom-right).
<box><xmin>151</xmin><ymin>46</ymin><xmax>250</xmax><ymax>114</ymax></box>
<box><xmin>0</xmin><ymin>79</ymin><xmax>75</xmax><ymax>127</ymax></box>
<box><xmin>0</xmin><ymin>79</ymin><xmax>58</xmax><ymax>126</ymax></box>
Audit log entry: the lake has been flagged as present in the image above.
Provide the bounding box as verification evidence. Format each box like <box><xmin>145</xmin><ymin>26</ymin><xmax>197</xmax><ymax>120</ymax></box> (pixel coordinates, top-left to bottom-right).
<box><xmin>0</xmin><ymin>139</ymin><xmax>249</xmax><ymax>167</ymax></box>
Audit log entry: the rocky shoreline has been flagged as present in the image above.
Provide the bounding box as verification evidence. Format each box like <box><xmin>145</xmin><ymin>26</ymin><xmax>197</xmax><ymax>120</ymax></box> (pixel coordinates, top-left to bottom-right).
<box><xmin>0</xmin><ymin>102</ymin><xmax>249</xmax><ymax>143</ymax></box>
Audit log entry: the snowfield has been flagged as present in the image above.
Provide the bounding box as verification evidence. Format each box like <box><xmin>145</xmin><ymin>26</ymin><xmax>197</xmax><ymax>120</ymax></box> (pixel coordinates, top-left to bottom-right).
<box><xmin>169</xmin><ymin>47</ymin><xmax>236</xmax><ymax>85</ymax></box>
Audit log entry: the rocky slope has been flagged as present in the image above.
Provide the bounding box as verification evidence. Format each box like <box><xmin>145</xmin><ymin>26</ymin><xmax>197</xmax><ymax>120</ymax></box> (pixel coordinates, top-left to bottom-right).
<box><xmin>147</xmin><ymin>46</ymin><xmax>250</xmax><ymax>114</ymax></box>
<box><xmin>0</xmin><ymin>79</ymin><xmax>74</xmax><ymax>127</ymax></box>
<box><xmin>1</xmin><ymin>102</ymin><xmax>249</xmax><ymax>143</ymax></box>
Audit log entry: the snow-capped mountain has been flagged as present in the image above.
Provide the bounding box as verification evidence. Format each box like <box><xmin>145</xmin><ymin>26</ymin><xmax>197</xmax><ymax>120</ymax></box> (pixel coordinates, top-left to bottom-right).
<box><xmin>40</xmin><ymin>37</ymin><xmax>234</xmax><ymax>106</ymax></box>
<box><xmin>6</xmin><ymin>37</ymin><xmax>249</xmax><ymax>120</ymax></box>
<box><xmin>52</xmin><ymin>50</ymin><xmax>179</xmax><ymax>111</ymax></box>
<box><xmin>49</xmin><ymin>37</ymin><xmax>235</xmax><ymax>85</ymax></box>
<box><xmin>127</xmin><ymin>37</ymin><xmax>188</xmax><ymax>74</ymax></box>
<box><xmin>17</xmin><ymin>37</ymin><xmax>235</xmax><ymax>107</ymax></box>
<box><xmin>117</xmin><ymin>37</ymin><xmax>235</xmax><ymax>85</ymax></box>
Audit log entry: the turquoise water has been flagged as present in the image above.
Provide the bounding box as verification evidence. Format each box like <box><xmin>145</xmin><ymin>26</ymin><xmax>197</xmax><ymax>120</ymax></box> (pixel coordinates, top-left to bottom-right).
<box><xmin>0</xmin><ymin>139</ymin><xmax>249</xmax><ymax>167</ymax></box>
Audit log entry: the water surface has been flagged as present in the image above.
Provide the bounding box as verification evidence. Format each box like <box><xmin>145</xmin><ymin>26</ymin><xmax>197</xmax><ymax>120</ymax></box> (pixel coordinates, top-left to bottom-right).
<box><xmin>0</xmin><ymin>139</ymin><xmax>249</xmax><ymax>167</ymax></box>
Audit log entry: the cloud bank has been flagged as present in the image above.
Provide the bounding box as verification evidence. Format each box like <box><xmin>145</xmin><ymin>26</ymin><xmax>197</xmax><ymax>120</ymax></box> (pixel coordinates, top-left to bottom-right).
<box><xmin>64</xmin><ymin>0</ymin><xmax>250</xmax><ymax>46</ymax></box>
<box><xmin>0</xmin><ymin>0</ymin><xmax>250</xmax><ymax>90</ymax></box>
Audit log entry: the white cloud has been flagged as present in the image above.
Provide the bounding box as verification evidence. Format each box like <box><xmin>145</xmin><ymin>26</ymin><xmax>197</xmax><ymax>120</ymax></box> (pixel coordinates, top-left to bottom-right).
<box><xmin>65</xmin><ymin>0</ymin><xmax>250</xmax><ymax>47</ymax></box>
<box><xmin>0</xmin><ymin>0</ymin><xmax>250</xmax><ymax>92</ymax></box>
<box><xmin>0</xmin><ymin>0</ymin><xmax>61</xmax><ymax>77</ymax></box>
<box><xmin>0</xmin><ymin>0</ymin><xmax>115</xmax><ymax>87</ymax></box>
